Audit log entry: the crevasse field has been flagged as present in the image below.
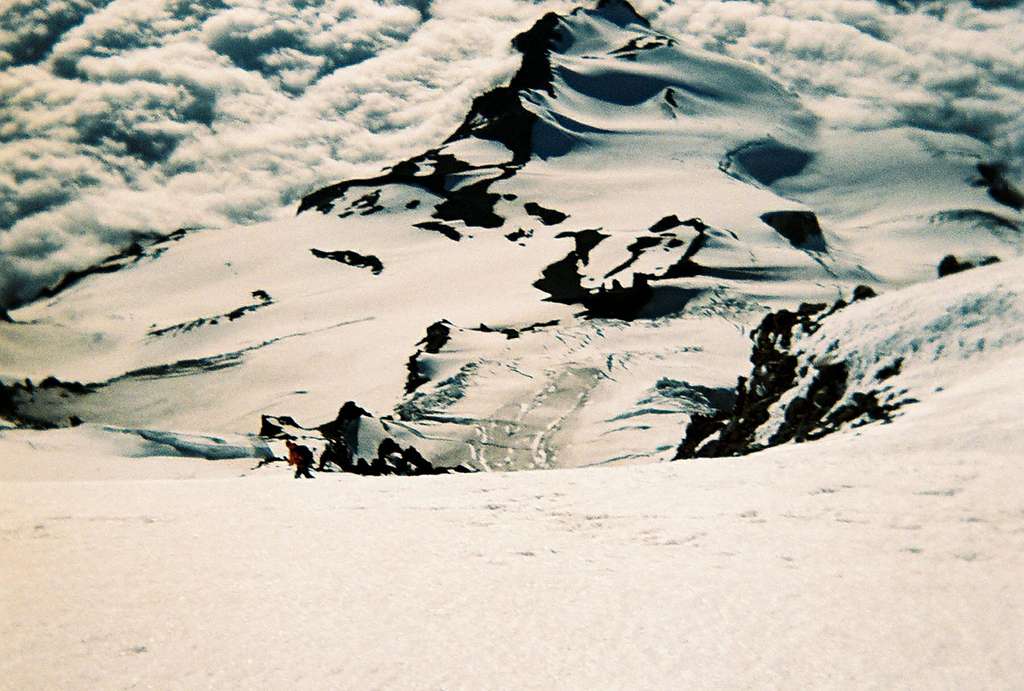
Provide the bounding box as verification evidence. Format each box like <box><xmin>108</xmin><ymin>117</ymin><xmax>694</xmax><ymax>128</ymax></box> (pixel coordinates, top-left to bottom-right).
<box><xmin>2</xmin><ymin>0</ymin><xmax>1023</xmax><ymax>688</ymax></box>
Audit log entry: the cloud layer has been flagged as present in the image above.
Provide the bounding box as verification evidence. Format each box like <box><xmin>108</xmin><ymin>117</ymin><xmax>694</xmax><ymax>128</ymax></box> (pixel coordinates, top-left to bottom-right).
<box><xmin>647</xmin><ymin>0</ymin><xmax>1024</xmax><ymax>157</ymax></box>
<box><xmin>0</xmin><ymin>0</ymin><xmax>1021</xmax><ymax>307</ymax></box>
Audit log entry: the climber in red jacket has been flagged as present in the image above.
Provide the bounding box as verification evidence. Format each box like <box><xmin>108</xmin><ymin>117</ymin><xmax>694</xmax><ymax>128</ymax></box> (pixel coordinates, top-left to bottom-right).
<box><xmin>285</xmin><ymin>440</ymin><xmax>314</xmax><ymax>479</ymax></box>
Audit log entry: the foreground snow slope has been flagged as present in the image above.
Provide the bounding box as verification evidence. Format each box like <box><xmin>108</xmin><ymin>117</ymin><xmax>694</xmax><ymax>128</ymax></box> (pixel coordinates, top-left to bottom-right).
<box><xmin>3</xmin><ymin>371</ymin><xmax>1022</xmax><ymax>689</ymax></box>
<box><xmin>4</xmin><ymin>257</ymin><xmax>1023</xmax><ymax>689</ymax></box>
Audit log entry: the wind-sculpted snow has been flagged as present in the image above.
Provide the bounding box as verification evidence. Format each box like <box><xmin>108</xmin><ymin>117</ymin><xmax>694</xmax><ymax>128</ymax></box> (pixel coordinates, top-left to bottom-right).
<box><xmin>0</xmin><ymin>0</ymin><xmax>1022</xmax><ymax>473</ymax></box>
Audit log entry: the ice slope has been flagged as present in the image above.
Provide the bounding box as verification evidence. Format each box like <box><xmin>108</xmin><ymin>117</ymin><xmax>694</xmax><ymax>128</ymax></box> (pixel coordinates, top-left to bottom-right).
<box><xmin>3</xmin><ymin>255</ymin><xmax>1023</xmax><ymax>689</ymax></box>
<box><xmin>0</xmin><ymin>0</ymin><xmax>1021</xmax><ymax>470</ymax></box>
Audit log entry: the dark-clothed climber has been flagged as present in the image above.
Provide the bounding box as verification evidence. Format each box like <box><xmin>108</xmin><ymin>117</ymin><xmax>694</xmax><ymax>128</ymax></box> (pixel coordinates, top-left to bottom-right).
<box><xmin>285</xmin><ymin>440</ymin><xmax>315</xmax><ymax>479</ymax></box>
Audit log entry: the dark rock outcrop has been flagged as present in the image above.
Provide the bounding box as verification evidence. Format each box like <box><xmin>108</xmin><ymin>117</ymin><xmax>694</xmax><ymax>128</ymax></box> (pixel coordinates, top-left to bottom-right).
<box><xmin>676</xmin><ymin>301</ymin><xmax>828</xmax><ymax>457</ymax></box>
<box><xmin>33</xmin><ymin>228</ymin><xmax>193</xmax><ymax>305</ymax></box>
<box><xmin>937</xmin><ymin>254</ymin><xmax>1000</xmax><ymax>278</ymax></box>
<box><xmin>675</xmin><ymin>286</ymin><xmax>912</xmax><ymax>459</ymax></box>
<box><xmin>404</xmin><ymin>320</ymin><xmax>454</xmax><ymax>394</ymax></box>
<box><xmin>760</xmin><ymin>211</ymin><xmax>826</xmax><ymax>250</ymax></box>
<box><xmin>851</xmin><ymin>284</ymin><xmax>877</xmax><ymax>302</ymax></box>
<box><xmin>768</xmin><ymin>362</ymin><xmax>849</xmax><ymax>445</ymax></box>
<box><xmin>316</xmin><ymin>401</ymin><xmax>372</xmax><ymax>444</ymax></box>
<box><xmin>875</xmin><ymin>358</ymin><xmax>903</xmax><ymax>381</ymax></box>
<box><xmin>38</xmin><ymin>242</ymin><xmax>144</xmax><ymax>300</ymax></box>
<box><xmin>591</xmin><ymin>0</ymin><xmax>651</xmax><ymax>28</ymax></box>
<box><xmin>261</xmin><ymin>401</ymin><xmax>471</xmax><ymax>476</ymax></box>
<box><xmin>413</xmin><ymin>221</ymin><xmax>463</xmax><ymax>241</ymax></box>
<box><xmin>300</xmin><ymin>148</ymin><xmax>512</xmax><ymax>230</ymax></box>
<box><xmin>649</xmin><ymin>215</ymin><xmax>685</xmax><ymax>233</ymax></box>
<box><xmin>405</xmin><ymin>352</ymin><xmax>431</xmax><ymax>395</ymax></box>
<box><xmin>611</xmin><ymin>35</ymin><xmax>675</xmax><ymax>59</ymax></box>
<box><xmin>297</xmin><ymin>8</ymin><xmax>569</xmax><ymax>229</ymax></box>
<box><xmin>310</xmin><ymin>249</ymin><xmax>384</xmax><ymax>275</ymax></box>
<box><xmin>148</xmin><ymin>290</ymin><xmax>274</xmax><ymax>337</ymax></box>
<box><xmin>473</xmin><ymin>319</ymin><xmax>559</xmax><ymax>340</ymax></box>
<box><xmin>533</xmin><ymin>227</ymin><xmax>665</xmax><ymax>319</ymax></box>
<box><xmin>604</xmin><ymin>237</ymin><xmax>661</xmax><ymax>277</ymax></box>
<box><xmin>533</xmin><ymin>216</ymin><xmax>719</xmax><ymax>319</ymax></box>
<box><xmin>28</xmin><ymin>227</ymin><xmax>196</xmax><ymax>308</ymax></box>
<box><xmin>524</xmin><ymin>202</ymin><xmax>569</xmax><ymax>225</ymax></box>
<box><xmin>533</xmin><ymin>229</ymin><xmax>608</xmax><ymax>304</ymax></box>
<box><xmin>334</xmin><ymin>437</ymin><xmax>473</xmax><ymax>477</ymax></box>
<box><xmin>259</xmin><ymin>414</ymin><xmax>305</xmax><ymax>438</ymax></box>
<box><xmin>418</xmin><ymin>320</ymin><xmax>453</xmax><ymax>354</ymax></box>
<box><xmin>533</xmin><ymin>217</ymin><xmax>724</xmax><ymax>319</ymax></box>
<box><xmin>505</xmin><ymin>228</ymin><xmax>533</xmax><ymax>242</ymax></box>
<box><xmin>581</xmin><ymin>275</ymin><xmax>655</xmax><ymax>319</ymax></box>
<box><xmin>348</xmin><ymin>189</ymin><xmax>384</xmax><ymax>215</ymax></box>
<box><xmin>0</xmin><ymin>377</ymin><xmax>98</xmax><ymax>429</ymax></box>
<box><xmin>976</xmin><ymin>162</ymin><xmax>1024</xmax><ymax>211</ymax></box>
<box><xmin>432</xmin><ymin>176</ymin><xmax>509</xmax><ymax>229</ymax></box>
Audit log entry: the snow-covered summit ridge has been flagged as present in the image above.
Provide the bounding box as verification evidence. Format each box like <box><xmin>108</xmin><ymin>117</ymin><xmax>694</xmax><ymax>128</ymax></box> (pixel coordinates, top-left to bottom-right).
<box><xmin>298</xmin><ymin>0</ymin><xmax>815</xmax><ymax>222</ymax></box>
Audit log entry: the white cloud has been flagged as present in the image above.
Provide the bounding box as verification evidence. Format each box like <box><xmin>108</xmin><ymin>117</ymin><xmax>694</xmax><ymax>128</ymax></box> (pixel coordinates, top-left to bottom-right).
<box><xmin>649</xmin><ymin>0</ymin><xmax>1024</xmax><ymax>160</ymax></box>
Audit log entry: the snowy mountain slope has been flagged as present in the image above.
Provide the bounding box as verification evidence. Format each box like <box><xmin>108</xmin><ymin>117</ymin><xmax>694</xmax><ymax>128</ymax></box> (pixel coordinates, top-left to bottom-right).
<box><xmin>4</xmin><ymin>2</ymin><xmax>1024</xmax><ymax>684</ymax></box>
<box><xmin>3</xmin><ymin>254</ymin><xmax>1024</xmax><ymax>688</ymax></box>
<box><xmin>1</xmin><ymin>0</ymin><xmax>1022</xmax><ymax>471</ymax></box>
